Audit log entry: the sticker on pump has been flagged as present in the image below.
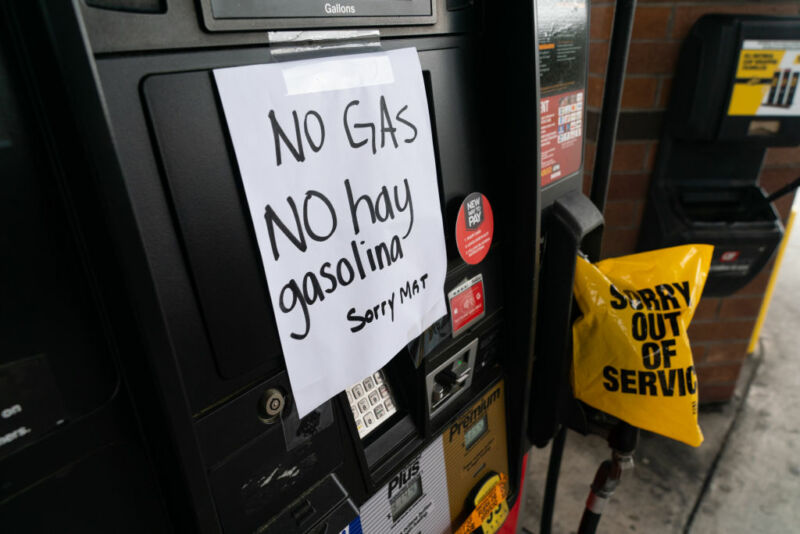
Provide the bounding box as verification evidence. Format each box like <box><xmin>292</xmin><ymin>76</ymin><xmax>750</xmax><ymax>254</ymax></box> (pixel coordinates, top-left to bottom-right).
<box><xmin>540</xmin><ymin>90</ymin><xmax>585</xmax><ymax>186</ymax></box>
<box><xmin>456</xmin><ymin>193</ymin><xmax>494</xmax><ymax>265</ymax></box>
<box><xmin>453</xmin><ymin>473</ymin><xmax>510</xmax><ymax>534</ymax></box>
<box><xmin>448</xmin><ymin>274</ymin><xmax>486</xmax><ymax>336</ymax></box>
<box><xmin>720</xmin><ymin>250</ymin><xmax>740</xmax><ymax>262</ymax></box>
<box><xmin>339</xmin><ymin>518</ymin><xmax>363</xmax><ymax>534</ymax></box>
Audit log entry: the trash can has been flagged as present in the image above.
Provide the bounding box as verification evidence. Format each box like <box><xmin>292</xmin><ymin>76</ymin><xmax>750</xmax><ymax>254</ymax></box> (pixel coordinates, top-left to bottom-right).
<box><xmin>639</xmin><ymin>14</ymin><xmax>800</xmax><ymax>296</ymax></box>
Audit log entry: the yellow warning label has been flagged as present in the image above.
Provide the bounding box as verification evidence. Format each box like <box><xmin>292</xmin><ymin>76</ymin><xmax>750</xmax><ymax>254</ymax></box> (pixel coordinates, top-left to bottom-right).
<box><xmin>729</xmin><ymin>83</ymin><xmax>770</xmax><ymax>115</ymax></box>
<box><xmin>473</xmin><ymin>474</ymin><xmax>509</xmax><ymax>534</ymax></box>
<box><xmin>729</xmin><ymin>49</ymin><xmax>785</xmax><ymax>116</ymax></box>
<box><xmin>735</xmin><ymin>49</ymin><xmax>784</xmax><ymax>78</ymax></box>
<box><xmin>453</xmin><ymin>473</ymin><xmax>509</xmax><ymax>534</ymax></box>
<box><xmin>571</xmin><ymin>245</ymin><xmax>713</xmax><ymax>447</ymax></box>
<box><xmin>726</xmin><ymin>42</ymin><xmax>800</xmax><ymax>116</ymax></box>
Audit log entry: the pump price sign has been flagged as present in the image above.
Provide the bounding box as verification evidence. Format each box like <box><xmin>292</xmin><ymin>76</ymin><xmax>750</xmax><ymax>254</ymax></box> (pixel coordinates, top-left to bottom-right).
<box><xmin>353</xmin><ymin>381</ymin><xmax>509</xmax><ymax>533</ymax></box>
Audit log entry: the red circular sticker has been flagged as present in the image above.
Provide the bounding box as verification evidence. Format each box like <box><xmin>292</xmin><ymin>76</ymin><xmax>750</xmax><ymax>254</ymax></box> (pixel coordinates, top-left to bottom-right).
<box><xmin>455</xmin><ymin>193</ymin><xmax>494</xmax><ymax>265</ymax></box>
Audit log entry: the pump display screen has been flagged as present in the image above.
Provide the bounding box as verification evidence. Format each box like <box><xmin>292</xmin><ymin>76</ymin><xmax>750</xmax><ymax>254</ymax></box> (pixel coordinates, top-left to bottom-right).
<box><xmin>208</xmin><ymin>0</ymin><xmax>432</xmax><ymax>20</ymax></box>
<box><xmin>464</xmin><ymin>414</ymin><xmax>488</xmax><ymax>450</ymax></box>
<box><xmin>389</xmin><ymin>476</ymin><xmax>423</xmax><ymax>522</ymax></box>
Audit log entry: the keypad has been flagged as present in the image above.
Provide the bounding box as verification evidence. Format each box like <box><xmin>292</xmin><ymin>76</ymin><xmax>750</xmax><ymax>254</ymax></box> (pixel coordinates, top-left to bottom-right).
<box><xmin>368</xmin><ymin>391</ymin><xmax>381</xmax><ymax>406</ymax></box>
<box><xmin>346</xmin><ymin>369</ymin><xmax>397</xmax><ymax>439</ymax></box>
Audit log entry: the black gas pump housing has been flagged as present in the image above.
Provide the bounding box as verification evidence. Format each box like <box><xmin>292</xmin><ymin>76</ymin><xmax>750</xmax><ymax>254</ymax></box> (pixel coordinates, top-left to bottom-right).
<box><xmin>0</xmin><ymin>1</ymin><xmax>543</xmax><ymax>532</ymax></box>
<box><xmin>639</xmin><ymin>15</ymin><xmax>800</xmax><ymax>296</ymax></box>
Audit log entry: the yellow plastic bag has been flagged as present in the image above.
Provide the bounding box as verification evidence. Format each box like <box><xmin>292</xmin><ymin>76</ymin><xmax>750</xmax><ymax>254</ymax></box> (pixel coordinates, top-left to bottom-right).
<box><xmin>571</xmin><ymin>244</ymin><xmax>713</xmax><ymax>447</ymax></box>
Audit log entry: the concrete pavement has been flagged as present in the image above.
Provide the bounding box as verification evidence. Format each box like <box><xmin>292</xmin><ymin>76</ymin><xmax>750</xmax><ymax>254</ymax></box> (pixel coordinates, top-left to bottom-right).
<box><xmin>688</xmin><ymin>203</ymin><xmax>800</xmax><ymax>533</ymax></box>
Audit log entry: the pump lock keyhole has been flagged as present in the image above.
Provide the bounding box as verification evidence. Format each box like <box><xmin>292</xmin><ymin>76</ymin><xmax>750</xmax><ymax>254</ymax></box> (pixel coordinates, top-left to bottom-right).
<box><xmin>259</xmin><ymin>388</ymin><xmax>288</xmax><ymax>423</ymax></box>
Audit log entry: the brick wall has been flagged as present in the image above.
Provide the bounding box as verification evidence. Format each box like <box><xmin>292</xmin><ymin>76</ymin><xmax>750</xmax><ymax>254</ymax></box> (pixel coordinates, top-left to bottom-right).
<box><xmin>584</xmin><ymin>0</ymin><xmax>800</xmax><ymax>402</ymax></box>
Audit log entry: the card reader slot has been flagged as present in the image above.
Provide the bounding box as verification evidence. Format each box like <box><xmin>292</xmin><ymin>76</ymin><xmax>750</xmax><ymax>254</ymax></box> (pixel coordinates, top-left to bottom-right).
<box><xmin>426</xmin><ymin>338</ymin><xmax>478</xmax><ymax>417</ymax></box>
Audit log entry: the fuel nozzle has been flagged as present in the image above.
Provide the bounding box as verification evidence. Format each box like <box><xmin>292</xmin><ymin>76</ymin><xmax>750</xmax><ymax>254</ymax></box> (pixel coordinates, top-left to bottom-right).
<box><xmin>578</xmin><ymin>423</ymin><xmax>639</xmax><ymax>534</ymax></box>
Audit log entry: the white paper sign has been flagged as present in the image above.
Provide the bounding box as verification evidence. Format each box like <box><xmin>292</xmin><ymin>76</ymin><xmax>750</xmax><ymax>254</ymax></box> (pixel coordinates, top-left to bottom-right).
<box><xmin>214</xmin><ymin>48</ymin><xmax>447</xmax><ymax>417</ymax></box>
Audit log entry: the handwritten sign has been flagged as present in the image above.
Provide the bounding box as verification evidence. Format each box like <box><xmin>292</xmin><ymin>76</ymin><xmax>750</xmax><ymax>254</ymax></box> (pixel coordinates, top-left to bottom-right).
<box><xmin>214</xmin><ymin>49</ymin><xmax>447</xmax><ymax>416</ymax></box>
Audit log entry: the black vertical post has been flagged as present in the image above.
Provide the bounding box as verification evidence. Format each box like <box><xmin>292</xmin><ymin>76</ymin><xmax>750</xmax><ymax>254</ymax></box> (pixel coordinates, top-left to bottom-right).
<box><xmin>540</xmin><ymin>425</ymin><xmax>567</xmax><ymax>534</ymax></box>
<box><xmin>576</xmin><ymin>2</ymin><xmax>640</xmax><ymax>533</ymax></box>
<box><xmin>588</xmin><ymin>0</ymin><xmax>637</xmax><ymax>251</ymax></box>
<box><xmin>538</xmin><ymin>1</ymin><xmax>638</xmax><ymax>533</ymax></box>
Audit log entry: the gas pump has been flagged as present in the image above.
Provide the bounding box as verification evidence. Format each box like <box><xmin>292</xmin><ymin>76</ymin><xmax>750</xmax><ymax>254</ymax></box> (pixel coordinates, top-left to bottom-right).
<box><xmin>0</xmin><ymin>1</ymin><xmax>543</xmax><ymax>533</ymax></box>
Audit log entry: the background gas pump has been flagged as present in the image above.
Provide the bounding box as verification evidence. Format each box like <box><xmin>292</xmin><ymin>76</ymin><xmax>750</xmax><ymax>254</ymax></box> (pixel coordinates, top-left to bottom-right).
<box><xmin>526</xmin><ymin>8</ymin><xmax>800</xmax><ymax>534</ymax></box>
